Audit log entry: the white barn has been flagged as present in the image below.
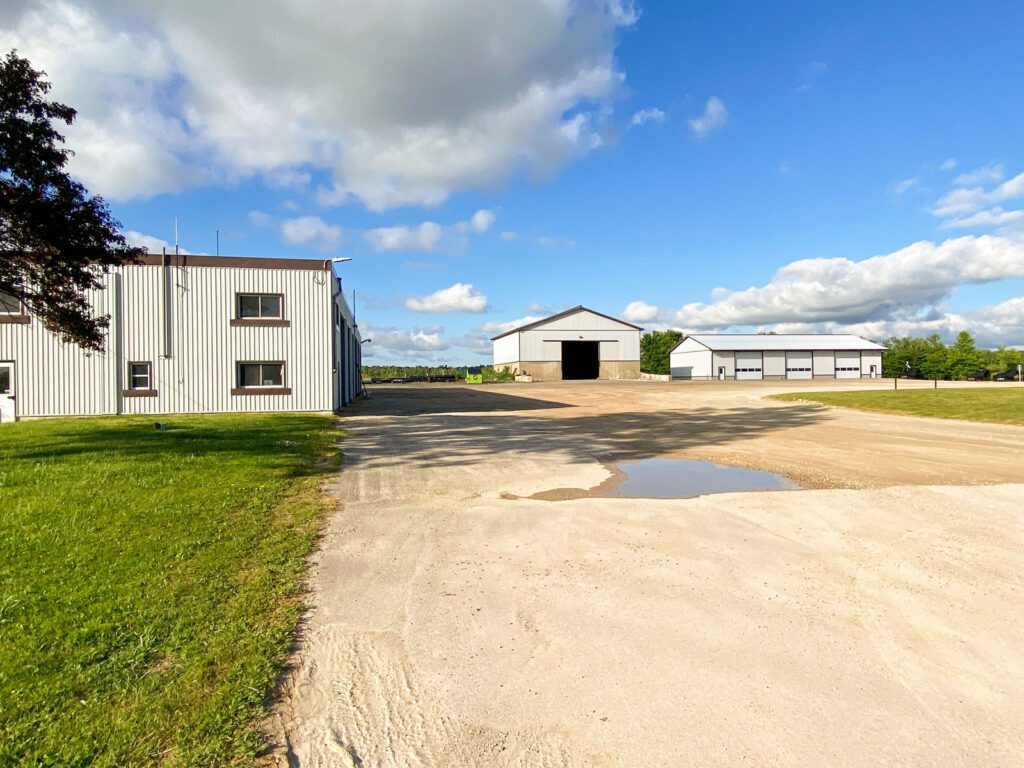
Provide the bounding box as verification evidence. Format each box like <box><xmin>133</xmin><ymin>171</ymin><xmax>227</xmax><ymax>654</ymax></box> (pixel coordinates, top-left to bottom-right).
<box><xmin>670</xmin><ymin>334</ymin><xmax>885</xmax><ymax>381</ymax></box>
<box><xmin>0</xmin><ymin>254</ymin><xmax>362</xmax><ymax>422</ymax></box>
<box><xmin>492</xmin><ymin>305</ymin><xmax>642</xmax><ymax>381</ymax></box>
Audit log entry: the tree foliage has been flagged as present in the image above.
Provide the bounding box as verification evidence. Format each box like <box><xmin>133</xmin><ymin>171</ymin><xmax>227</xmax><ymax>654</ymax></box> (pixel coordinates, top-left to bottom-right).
<box><xmin>1</xmin><ymin>50</ymin><xmax>142</xmax><ymax>351</ymax></box>
<box><xmin>640</xmin><ymin>329</ymin><xmax>683</xmax><ymax>374</ymax></box>
<box><xmin>883</xmin><ymin>331</ymin><xmax>1014</xmax><ymax>380</ymax></box>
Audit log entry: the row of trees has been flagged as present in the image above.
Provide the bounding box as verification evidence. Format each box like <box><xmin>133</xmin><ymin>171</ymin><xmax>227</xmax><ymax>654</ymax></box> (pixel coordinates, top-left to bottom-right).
<box><xmin>882</xmin><ymin>332</ymin><xmax>1021</xmax><ymax>380</ymax></box>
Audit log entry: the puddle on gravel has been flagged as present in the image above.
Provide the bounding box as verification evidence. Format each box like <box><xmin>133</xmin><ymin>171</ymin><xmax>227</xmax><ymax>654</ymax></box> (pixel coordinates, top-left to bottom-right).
<box><xmin>526</xmin><ymin>458</ymin><xmax>798</xmax><ymax>501</ymax></box>
<box><xmin>610</xmin><ymin>458</ymin><xmax>798</xmax><ymax>498</ymax></box>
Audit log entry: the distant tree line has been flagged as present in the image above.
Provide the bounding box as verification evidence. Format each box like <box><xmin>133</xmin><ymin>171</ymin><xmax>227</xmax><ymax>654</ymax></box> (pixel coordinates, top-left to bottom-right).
<box><xmin>883</xmin><ymin>332</ymin><xmax>1022</xmax><ymax>380</ymax></box>
<box><xmin>362</xmin><ymin>364</ymin><xmax>514</xmax><ymax>382</ymax></box>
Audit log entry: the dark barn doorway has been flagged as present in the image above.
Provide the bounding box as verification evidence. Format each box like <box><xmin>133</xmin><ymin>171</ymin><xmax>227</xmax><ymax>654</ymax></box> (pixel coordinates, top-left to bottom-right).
<box><xmin>561</xmin><ymin>341</ymin><xmax>600</xmax><ymax>379</ymax></box>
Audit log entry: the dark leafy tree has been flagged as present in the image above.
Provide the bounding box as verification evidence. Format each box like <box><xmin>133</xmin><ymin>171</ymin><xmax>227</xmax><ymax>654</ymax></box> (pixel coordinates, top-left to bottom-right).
<box><xmin>1</xmin><ymin>50</ymin><xmax>142</xmax><ymax>351</ymax></box>
<box><xmin>640</xmin><ymin>329</ymin><xmax>683</xmax><ymax>374</ymax></box>
<box><xmin>946</xmin><ymin>330</ymin><xmax>986</xmax><ymax>380</ymax></box>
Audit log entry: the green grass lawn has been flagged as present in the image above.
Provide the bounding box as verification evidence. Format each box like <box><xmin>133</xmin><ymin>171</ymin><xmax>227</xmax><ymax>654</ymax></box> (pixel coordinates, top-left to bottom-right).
<box><xmin>0</xmin><ymin>414</ymin><xmax>339</xmax><ymax>767</ymax></box>
<box><xmin>773</xmin><ymin>388</ymin><xmax>1024</xmax><ymax>425</ymax></box>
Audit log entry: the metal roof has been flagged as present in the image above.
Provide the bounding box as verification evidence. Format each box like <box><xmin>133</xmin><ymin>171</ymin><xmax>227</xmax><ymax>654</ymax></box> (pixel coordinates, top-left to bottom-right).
<box><xmin>490</xmin><ymin>305</ymin><xmax>643</xmax><ymax>340</ymax></box>
<box><xmin>675</xmin><ymin>334</ymin><xmax>886</xmax><ymax>352</ymax></box>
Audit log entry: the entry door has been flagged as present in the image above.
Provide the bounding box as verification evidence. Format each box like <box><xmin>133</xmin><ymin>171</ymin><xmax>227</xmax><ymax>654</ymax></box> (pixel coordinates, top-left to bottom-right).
<box><xmin>0</xmin><ymin>362</ymin><xmax>14</xmax><ymax>423</ymax></box>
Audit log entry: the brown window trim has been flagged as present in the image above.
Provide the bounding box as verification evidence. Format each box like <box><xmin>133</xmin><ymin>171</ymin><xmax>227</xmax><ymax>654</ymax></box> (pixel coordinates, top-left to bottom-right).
<box><xmin>229</xmin><ymin>318</ymin><xmax>291</xmax><ymax>328</ymax></box>
<box><xmin>0</xmin><ymin>315</ymin><xmax>30</xmax><ymax>325</ymax></box>
<box><xmin>122</xmin><ymin>389</ymin><xmax>158</xmax><ymax>398</ymax></box>
<box><xmin>231</xmin><ymin>387</ymin><xmax>292</xmax><ymax>396</ymax></box>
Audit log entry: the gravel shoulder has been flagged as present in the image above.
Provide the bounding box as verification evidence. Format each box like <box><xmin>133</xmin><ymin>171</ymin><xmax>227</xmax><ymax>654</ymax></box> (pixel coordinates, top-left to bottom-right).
<box><xmin>272</xmin><ymin>380</ymin><xmax>1024</xmax><ymax>767</ymax></box>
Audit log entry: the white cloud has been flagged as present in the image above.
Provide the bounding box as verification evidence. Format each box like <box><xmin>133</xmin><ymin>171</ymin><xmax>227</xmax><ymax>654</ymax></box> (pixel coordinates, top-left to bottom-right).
<box><xmin>364</xmin><ymin>222</ymin><xmax>443</xmax><ymax>252</ymax></box>
<box><xmin>469</xmin><ymin>209</ymin><xmax>496</xmax><ymax>233</ymax></box>
<box><xmin>362</xmin><ymin>324</ymin><xmax>450</xmax><ymax>352</ymax></box>
<box><xmin>688</xmin><ymin>97</ymin><xmax>727</xmax><ymax>139</ymax></box>
<box><xmin>248</xmin><ymin>210</ymin><xmax>274</xmax><ymax>228</ymax></box>
<box><xmin>479</xmin><ymin>315</ymin><xmax>545</xmax><ymax>336</ymax></box>
<box><xmin>638</xmin><ymin>235</ymin><xmax>1024</xmax><ymax>334</ymax></box>
<box><xmin>954</xmin><ymin>163</ymin><xmax>1004</xmax><ymax>187</ymax></box>
<box><xmin>940</xmin><ymin>157</ymin><xmax>957</xmax><ymax>172</ymax></box>
<box><xmin>942</xmin><ymin>207</ymin><xmax>1024</xmax><ymax>230</ymax></box>
<box><xmin>2</xmin><ymin>0</ymin><xmax>637</xmax><ymax>208</ymax></box>
<box><xmin>279</xmin><ymin>216</ymin><xmax>343</xmax><ymax>252</ymax></box>
<box><xmin>499</xmin><ymin>231</ymin><xmax>519</xmax><ymax>241</ymax></box>
<box><xmin>889</xmin><ymin>177</ymin><xmax>919</xmax><ymax>197</ymax></box>
<box><xmin>631</xmin><ymin>107</ymin><xmax>666</xmax><ymax>127</ymax></box>
<box><xmin>121</xmin><ymin>230</ymin><xmax>190</xmax><ymax>254</ymax></box>
<box><xmin>622</xmin><ymin>300</ymin><xmax>659</xmax><ymax>323</ymax></box>
<box><xmin>405</xmin><ymin>283</ymin><xmax>489</xmax><ymax>313</ymax></box>
<box><xmin>525</xmin><ymin>302</ymin><xmax>553</xmax><ymax>315</ymax></box>
<box><xmin>932</xmin><ymin>167</ymin><xmax>1024</xmax><ymax>222</ymax></box>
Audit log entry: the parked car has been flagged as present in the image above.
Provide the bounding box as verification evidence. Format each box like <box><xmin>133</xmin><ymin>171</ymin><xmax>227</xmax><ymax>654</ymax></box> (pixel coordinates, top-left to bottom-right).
<box><xmin>992</xmin><ymin>370</ymin><xmax>1021</xmax><ymax>381</ymax></box>
<box><xmin>966</xmin><ymin>370</ymin><xmax>989</xmax><ymax>381</ymax></box>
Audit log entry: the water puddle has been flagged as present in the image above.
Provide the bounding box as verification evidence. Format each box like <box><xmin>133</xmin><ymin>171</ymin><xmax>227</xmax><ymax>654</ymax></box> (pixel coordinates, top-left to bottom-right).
<box><xmin>609</xmin><ymin>458</ymin><xmax>798</xmax><ymax>498</ymax></box>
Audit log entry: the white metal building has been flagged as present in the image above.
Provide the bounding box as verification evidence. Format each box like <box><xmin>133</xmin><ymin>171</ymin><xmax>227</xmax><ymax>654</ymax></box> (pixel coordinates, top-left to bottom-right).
<box><xmin>492</xmin><ymin>305</ymin><xmax>642</xmax><ymax>381</ymax></box>
<box><xmin>669</xmin><ymin>334</ymin><xmax>885</xmax><ymax>381</ymax></box>
<box><xmin>0</xmin><ymin>254</ymin><xmax>362</xmax><ymax>422</ymax></box>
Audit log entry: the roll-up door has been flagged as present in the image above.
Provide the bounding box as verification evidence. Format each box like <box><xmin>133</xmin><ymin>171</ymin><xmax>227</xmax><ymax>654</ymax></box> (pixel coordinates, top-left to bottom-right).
<box><xmin>786</xmin><ymin>351</ymin><xmax>813</xmax><ymax>379</ymax></box>
<box><xmin>835</xmin><ymin>351</ymin><xmax>861</xmax><ymax>379</ymax></box>
<box><xmin>735</xmin><ymin>351</ymin><xmax>763</xmax><ymax>380</ymax></box>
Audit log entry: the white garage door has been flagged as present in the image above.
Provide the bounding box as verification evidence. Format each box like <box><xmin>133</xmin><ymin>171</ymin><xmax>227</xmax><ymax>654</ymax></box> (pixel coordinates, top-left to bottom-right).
<box><xmin>786</xmin><ymin>351</ymin><xmax>813</xmax><ymax>379</ymax></box>
<box><xmin>835</xmin><ymin>351</ymin><xmax>861</xmax><ymax>379</ymax></box>
<box><xmin>735</xmin><ymin>351</ymin><xmax>763</xmax><ymax>380</ymax></box>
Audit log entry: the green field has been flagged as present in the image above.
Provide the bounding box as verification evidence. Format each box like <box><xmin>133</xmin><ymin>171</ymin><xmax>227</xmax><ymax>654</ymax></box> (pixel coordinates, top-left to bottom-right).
<box><xmin>774</xmin><ymin>388</ymin><xmax>1024</xmax><ymax>426</ymax></box>
<box><xmin>0</xmin><ymin>414</ymin><xmax>338</xmax><ymax>767</ymax></box>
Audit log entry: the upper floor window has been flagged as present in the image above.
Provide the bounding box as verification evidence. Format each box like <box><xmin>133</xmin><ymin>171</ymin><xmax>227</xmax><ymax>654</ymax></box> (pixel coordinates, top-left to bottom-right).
<box><xmin>0</xmin><ymin>290</ymin><xmax>22</xmax><ymax>314</ymax></box>
<box><xmin>237</xmin><ymin>293</ymin><xmax>283</xmax><ymax>320</ymax></box>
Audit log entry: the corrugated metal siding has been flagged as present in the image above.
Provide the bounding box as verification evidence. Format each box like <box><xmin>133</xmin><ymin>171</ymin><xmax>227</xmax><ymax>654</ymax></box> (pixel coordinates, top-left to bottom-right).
<box><xmin>1</xmin><ymin>263</ymin><xmax>336</xmax><ymax>417</ymax></box>
<box><xmin>492</xmin><ymin>335</ymin><xmax>519</xmax><ymax>364</ymax></box>
<box><xmin>519</xmin><ymin>329</ymin><xmax>640</xmax><ymax>361</ymax></box>
<box><xmin>534</xmin><ymin>310</ymin><xmax>638</xmax><ymax>333</ymax></box>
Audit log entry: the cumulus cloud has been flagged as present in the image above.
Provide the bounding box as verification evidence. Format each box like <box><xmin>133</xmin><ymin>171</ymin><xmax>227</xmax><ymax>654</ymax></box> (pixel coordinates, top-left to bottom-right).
<box><xmin>940</xmin><ymin>157</ymin><xmax>957</xmax><ymax>172</ymax></box>
<box><xmin>622</xmin><ymin>300</ymin><xmax>659</xmax><ymax>323</ymax></box>
<box><xmin>279</xmin><ymin>216</ymin><xmax>343</xmax><ymax>252</ymax></box>
<box><xmin>933</xmin><ymin>169</ymin><xmax>1024</xmax><ymax>218</ymax></box>
<box><xmin>405</xmin><ymin>283</ymin><xmax>489</xmax><ymax>313</ymax></box>
<box><xmin>953</xmin><ymin>163</ymin><xmax>1004</xmax><ymax>187</ymax></box>
<box><xmin>942</xmin><ymin>207</ymin><xmax>1024</xmax><ymax>230</ymax></box>
<box><xmin>664</xmin><ymin>236</ymin><xmax>1024</xmax><ymax>330</ymax></box>
<box><xmin>365</xmin><ymin>222</ymin><xmax>444</xmax><ymax>252</ymax></box>
<box><xmin>469</xmin><ymin>209</ymin><xmax>496</xmax><ymax>233</ymax></box>
<box><xmin>1</xmin><ymin>0</ymin><xmax>637</xmax><ymax>208</ymax></box>
<box><xmin>631</xmin><ymin>107</ymin><xmax>666</xmax><ymax>127</ymax></box>
<box><xmin>628</xmin><ymin>236</ymin><xmax>1024</xmax><ymax>345</ymax></box>
<box><xmin>479</xmin><ymin>315</ymin><xmax>546</xmax><ymax>336</ymax></box>
<box><xmin>688</xmin><ymin>97</ymin><xmax>727</xmax><ymax>139</ymax></box>
<box><xmin>363</xmin><ymin>323</ymin><xmax>450</xmax><ymax>352</ymax></box>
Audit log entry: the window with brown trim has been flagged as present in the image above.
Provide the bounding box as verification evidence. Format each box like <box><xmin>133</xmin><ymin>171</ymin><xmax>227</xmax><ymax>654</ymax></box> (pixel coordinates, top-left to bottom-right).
<box><xmin>123</xmin><ymin>361</ymin><xmax>158</xmax><ymax>397</ymax></box>
<box><xmin>0</xmin><ymin>291</ymin><xmax>29</xmax><ymax>324</ymax></box>
<box><xmin>232</xmin><ymin>362</ymin><xmax>291</xmax><ymax>395</ymax></box>
<box><xmin>0</xmin><ymin>291</ymin><xmax>20</xmax><ymax>314</ymax></box>
<box><xmin>232</xmin><ymin>293</ymin><xmax>289</xmax><ymax>327</ymax></box>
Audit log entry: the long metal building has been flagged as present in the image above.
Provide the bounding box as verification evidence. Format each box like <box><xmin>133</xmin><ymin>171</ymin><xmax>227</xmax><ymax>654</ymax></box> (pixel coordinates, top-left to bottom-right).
<box><xmin>0</xmin><ymin>254</ymin><xmax>362</xmax><ymax>421</ymax></box>
<box><xmin>669</xmin><ymin>334</ymin><xmax>885</xmax><ymax>381</ymax></box>
<box><xmin>492</xmin><ymin>305</ymin><xmax>642</xmax><ymax>381</ymax></box>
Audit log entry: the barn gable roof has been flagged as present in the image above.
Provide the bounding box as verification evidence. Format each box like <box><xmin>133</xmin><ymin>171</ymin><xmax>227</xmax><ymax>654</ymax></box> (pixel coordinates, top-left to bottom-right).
<box><xmin>490</xmin><ymin>305</ymin><xmax>643</xmax><ymax>341</ymax></box>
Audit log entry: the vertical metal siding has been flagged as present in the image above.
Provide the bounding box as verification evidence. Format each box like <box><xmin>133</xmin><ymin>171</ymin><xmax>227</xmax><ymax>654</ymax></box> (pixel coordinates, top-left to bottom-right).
<box><xmin>1</xmin><ymin>263</ymin><xmax>339</xmax><ymax>417</ymax></box>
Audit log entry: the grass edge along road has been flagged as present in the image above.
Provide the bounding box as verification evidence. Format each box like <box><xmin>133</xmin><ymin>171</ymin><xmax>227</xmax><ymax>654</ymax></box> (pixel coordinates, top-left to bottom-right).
<box><xmin>773</xmin><ymin>387</ymin><xmax>1024</xmax><ymax>426</ymax></box>
<box><xmin>0</xmin><ymin>413</ymin><xmax>339</xmax><ymax>767</ymax></box>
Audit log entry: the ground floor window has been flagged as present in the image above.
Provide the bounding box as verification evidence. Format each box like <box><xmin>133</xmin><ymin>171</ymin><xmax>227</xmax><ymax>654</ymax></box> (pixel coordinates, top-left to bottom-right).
<box><xmin>836</xmin><ymin>366</ymin><xmax>860</xmax><ymax>372</ymax></box>
<box><xmin>238</xmin><ymin>362</ymin><xmax>285</xmax><ymax>388</ymax></box>
<box><xmin>128</xmin><ymin>362</ymin><xmax>152</xmax><ymax>390</ymax></box>
<box><xmin>0</xmin><ymin>365</ymin><xmax>11</xmax><ymax>394</ymax></box>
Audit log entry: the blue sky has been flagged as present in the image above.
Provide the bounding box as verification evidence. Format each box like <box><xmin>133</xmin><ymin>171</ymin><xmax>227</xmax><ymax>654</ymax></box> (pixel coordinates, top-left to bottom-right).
<box><xmin>4</xmin><ymin>0</ymin><xmax>1024</xmax><ymax>363</ymax></box>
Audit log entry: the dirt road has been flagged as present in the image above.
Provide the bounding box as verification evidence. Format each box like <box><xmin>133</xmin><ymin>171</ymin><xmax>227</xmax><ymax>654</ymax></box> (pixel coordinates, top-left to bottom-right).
<box><xmin>273</xmin><ymin>380</ymin><xmax>1024</xmax><ymax>767</ymax></box>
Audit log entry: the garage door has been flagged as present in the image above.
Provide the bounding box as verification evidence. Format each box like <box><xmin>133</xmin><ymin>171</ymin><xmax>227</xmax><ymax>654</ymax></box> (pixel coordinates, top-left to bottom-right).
<box><xmin>786</xmin><ymin>351</ymin><xmax>812</xmax><ymax>379</ymax></box>
<box><xmin>835</xmin><ymin>351</ymin><xmax>861</xmax><ymax>379</ymax></box>
<box><xmin>735</xmin><ymin>351</ymin><xmax>763</xmax><ymax>380</ymax></box>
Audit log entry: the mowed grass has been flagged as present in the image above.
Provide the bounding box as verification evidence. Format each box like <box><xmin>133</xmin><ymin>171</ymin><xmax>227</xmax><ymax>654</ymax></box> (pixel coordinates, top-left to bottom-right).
<box><xmin>0</xmin><ymin>414</ymin><xmax>338</xmax><ymax>767</ymax></box>
<box><xmin>774</xmin><ymin>387</ymin><xmax>1024</xmax><ymax>425</ymax></box>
